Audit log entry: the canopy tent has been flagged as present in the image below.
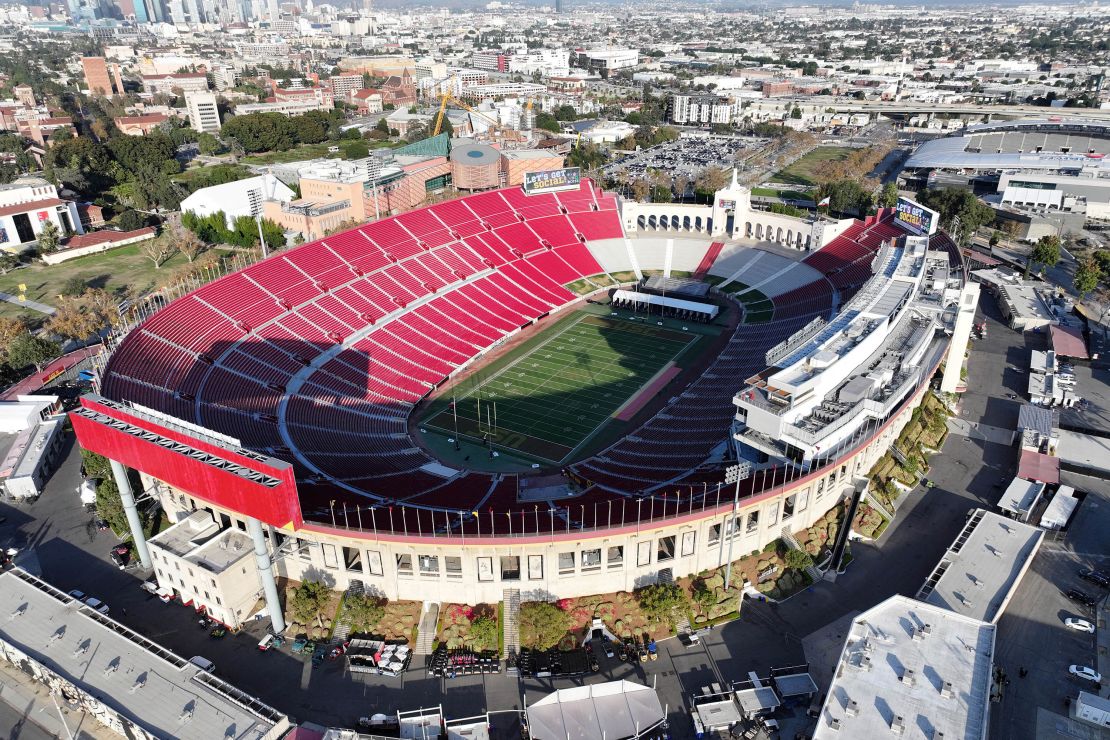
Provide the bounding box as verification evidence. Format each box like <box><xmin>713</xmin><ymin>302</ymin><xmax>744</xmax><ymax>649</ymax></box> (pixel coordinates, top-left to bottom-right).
<box><xmin>612</xmin><ymin>289</ymin><xmax>718</xmax><ymax>319</ymax></box>
<box><xmin>526</xmin><ymin>681</ymin><xmax>665</xmax><ymax>740</ymax></box>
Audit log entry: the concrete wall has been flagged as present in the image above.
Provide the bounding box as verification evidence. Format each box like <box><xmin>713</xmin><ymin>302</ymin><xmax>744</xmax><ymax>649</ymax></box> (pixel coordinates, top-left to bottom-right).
<box><xmin>141</xmin><ymin>369</ymin><xmax>933</xmax><ymax>605</ymax></box>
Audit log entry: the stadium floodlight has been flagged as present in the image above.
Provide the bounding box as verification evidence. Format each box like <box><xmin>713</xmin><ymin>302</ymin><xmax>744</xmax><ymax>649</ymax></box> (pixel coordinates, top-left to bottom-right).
<box><xmin>723</xmin><ymin>461</ymin><xmax>752</xmax><ymax>591</ymax></box>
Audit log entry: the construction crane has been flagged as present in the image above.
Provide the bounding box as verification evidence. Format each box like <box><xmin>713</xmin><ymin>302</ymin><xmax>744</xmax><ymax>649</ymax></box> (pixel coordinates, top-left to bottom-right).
<box><xmin>432</xmin><ymin>76</ymin><xmax>507</xmax><ymax>138</ymax></box>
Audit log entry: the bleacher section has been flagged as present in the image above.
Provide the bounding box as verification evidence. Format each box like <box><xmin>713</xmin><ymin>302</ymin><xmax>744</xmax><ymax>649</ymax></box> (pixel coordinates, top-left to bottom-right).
<box><xmin>101</xmin><ymin>181</ymin><xmax>619</xmax><ymax>509</ymax></box>
<box><xmin>101</xmin><ymin>185</ymin><xmax>900</xmax><ymax>526</ymax></box>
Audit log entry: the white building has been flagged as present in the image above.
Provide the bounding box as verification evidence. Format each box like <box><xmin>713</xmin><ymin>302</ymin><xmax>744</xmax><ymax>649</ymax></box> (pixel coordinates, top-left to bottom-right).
<box><xmin>0</xmin><ymin>568</ymin><xmax>291</xmax><ymax>740</ymax></box>
<box><xmin>148</xmin><ymin>510</ymin><xmax>263</xmax><ymax>628</ymax></box>
<box><xmin>570</xmin><ymin>48</ymin><xmax>639</xmax><ymax>75</ymax></box>
<box><xmin>180</xmin><ymin>174</ymin><xmax>294</xmax><ymax>229</ymax></box>
<box><xmin>0</xmin><ymin>177</ymin><xmax>84</xmax><ymax>251</ymax></box>
<box><xmin>813</xmin><ymin>595</ymin><xmax>994</xmax><ymax>740</ymax></box>
<box><xmin>458</xmin><ymin>81</ymin><xmax>546</xmax><ymax>102</ymax></box>
<box><xmin>508</xmin><ymin>49</ymin><xmax>571</xmax><ymax>78</ymax></box>
<box><xmin>670</xmin><ymin>94</ymin><xmax>738</xmax><ymax>125</ymax></box>
<box><xmin>186</xmin><ymin>91</ymin><xmax>221</xmax><ymax>133</ymax></box>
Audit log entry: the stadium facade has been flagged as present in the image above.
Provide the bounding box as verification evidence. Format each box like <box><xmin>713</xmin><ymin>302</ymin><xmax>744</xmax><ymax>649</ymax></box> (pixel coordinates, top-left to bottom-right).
<box><xmin>71</xmin><ymin>178</ymin><xmax>965</xmax><ymax>629</ymax></box>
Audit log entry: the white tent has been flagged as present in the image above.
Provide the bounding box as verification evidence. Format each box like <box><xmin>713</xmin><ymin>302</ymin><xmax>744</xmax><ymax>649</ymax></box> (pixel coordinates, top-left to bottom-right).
<box><xmin>1039</xmin><ymin>486</ymin><xmax>1077</xmax><ymax>530</ymax></box>
<box><xmin>527</xmin><ymin>681</ymin><xmax>665</xmax><ymax>740</ymax></box>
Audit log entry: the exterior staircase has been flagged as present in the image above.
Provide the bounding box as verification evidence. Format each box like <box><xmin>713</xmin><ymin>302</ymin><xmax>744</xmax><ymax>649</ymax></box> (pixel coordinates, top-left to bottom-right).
<box><xmin>503</xmin><ymin>588</ymin><xmax>521</xmax><ymax>661</ymax></box>
<box><xmin>414</xmin><ymin>602</ymin><xmax>439</xmax><ymax>655</ymax></box>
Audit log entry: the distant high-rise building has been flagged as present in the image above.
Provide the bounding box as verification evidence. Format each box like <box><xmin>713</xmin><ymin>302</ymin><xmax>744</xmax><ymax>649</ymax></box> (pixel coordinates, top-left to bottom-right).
<box><xmin>555</xmin><ymin>0</ymin><xmax>562</xmax><ymax>12</ymax></box>
<box><xmin>81</xmin><ymin>57</ymin><xmax>124</xmax><ymax>97</ymax></box>
<box><xmin>186</xmin><ymin>91</ymin><xmax>221</xmax><ymax>133</ymax></box>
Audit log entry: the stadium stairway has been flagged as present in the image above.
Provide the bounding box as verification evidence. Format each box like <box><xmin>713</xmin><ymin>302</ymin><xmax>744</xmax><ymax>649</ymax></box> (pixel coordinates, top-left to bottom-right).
<box><xmin>414</xmin><ymin>602</ymin><xmax>440</xmax><ymax>655</ymax></box>
<box><xmin>693</xmin><ymin>242</ymin><xmax>725</xmax><ymax>279</ymax></box>
<box><xmin>502</xmin><ymin>588</ymin><xmax>520</xmax><ymax>661</ymax></box>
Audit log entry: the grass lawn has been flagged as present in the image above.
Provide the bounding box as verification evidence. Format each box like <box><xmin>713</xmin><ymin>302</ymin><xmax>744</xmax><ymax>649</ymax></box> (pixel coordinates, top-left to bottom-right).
<box><xmin>241</xmin><ymin>142</ymin><xmax>340</xmax><ymax>165</ymax></box>
<box><xmin>751</xmin><ymin>187</ymin><xmax>814</xmax><ymax>201</ymax></box>
<box><xmin>241</xmin><ymin>139</ymin><xmax>402</xmax><ymax>166</ymax></box>
<box><xmin>772</xmin><ymin>146</ymin><xmax>853</xmax><ymax>187</ymax></box>
<box><xmin>0</xmin><ymin>243</ymin><xmax>234</xmax><ymax>311</ymax></box>
<box><xmin>423</xmin><ymin>313</ymin><xmax>697</xmax><ymax>463</ymax></box>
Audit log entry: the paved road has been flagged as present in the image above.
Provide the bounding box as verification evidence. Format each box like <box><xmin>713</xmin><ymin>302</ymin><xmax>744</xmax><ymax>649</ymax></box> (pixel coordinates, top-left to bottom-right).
<box><xmin>0</xmin><ymin>288</ymin><xmax>1038</xmax><ymax>736</ymax></box>
<box><xmin>0</xmin><ymin>698</ymin><xmax>57</xmax><ymax>740</ymax></box>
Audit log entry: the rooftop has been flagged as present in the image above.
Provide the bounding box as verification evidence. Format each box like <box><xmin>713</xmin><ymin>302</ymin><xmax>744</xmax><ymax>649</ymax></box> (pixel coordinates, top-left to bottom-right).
<box><xmin>813</xmin><ymin>595</ymin><xmax>995</xmax><ymax>740</ymax></box>
<box><xmin>997</xmin><ymin>478</ymin><xmax>1045</xmax><ymax>518</ymax></box>
<box><xmin>916</xmin><ymin>509</ymin><xmax>1043</xmax><ymax>623</ymax></box>
<box><xmin>0</xmin><ymin>568</ymin><xmax>288</xmax><ymax>740</ymax></box>
<box><xmin>150</xmin><ymin>510</ymin><xmax>222</xmax><ymax>557</ymax></box>
<box><xmin>188</xmin><ymin>527</ymin><xmax>254</xmax><ymax>573</ymax></box>
<box><xmin>526</xmin><ymin>680</ymin><xmax>665</xmax><ymax>740</ymax></box>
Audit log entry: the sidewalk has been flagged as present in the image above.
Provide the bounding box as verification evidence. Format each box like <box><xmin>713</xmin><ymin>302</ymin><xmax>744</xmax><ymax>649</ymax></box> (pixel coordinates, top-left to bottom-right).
<box><xmin>0</xmin><ymin>658</ymin><xmax>116</xmax><ymax>740</ymax></box>
<box><xmin>1097</xmin><ymin>593</ymin><xmax>1109</xmax><ymax>700</ymax></box>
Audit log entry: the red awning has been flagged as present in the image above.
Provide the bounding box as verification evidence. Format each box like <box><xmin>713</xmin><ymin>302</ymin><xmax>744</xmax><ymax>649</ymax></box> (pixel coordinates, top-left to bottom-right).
<box><xmin>1018</xmin><ymin>449</ymin><xmax>1060</xmax><ymax>485</ymax></box>
<box><xmin>1051</xmin><ymin>325</ymin><xmax>1088</xmax><ymax>359</ymax></box>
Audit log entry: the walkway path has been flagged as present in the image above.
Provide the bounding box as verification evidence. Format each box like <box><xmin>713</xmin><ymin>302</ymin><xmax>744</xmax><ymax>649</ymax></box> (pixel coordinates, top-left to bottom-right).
<box><xmin>0</xmin><ymin>291</ymin><xmax>54</xmax><ymax>315</ymax></box>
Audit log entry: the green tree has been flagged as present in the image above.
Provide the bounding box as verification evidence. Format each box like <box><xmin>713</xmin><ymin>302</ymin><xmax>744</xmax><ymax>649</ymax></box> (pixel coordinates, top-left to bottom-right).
<box><xmin>519</xmin><ymin>601</ymin><xmax>570</xmax><ymax>650</ymax></box>
<box><xmin>784</xmin><ymin>548</ymin><xmax>814</xmax><ymax>571</ymax></box>
<box><xmin>116</xmin><ymin>210</ymin><xmax>148</xmax><ymax>231</ymax></box>
<box><xmin>816</xmin><ymin>179</ymin><xmax>872</xmax><ymax>215</ymax></box>
<box><xmin>36</xmin><ymin>220</ymin><xmax>61</xmax><ymax>251</ymax></box>
<box><xmin>1073</xmin><ymin>255</ymin><xmax>1102</xmax><ymax>298</ymax></box>
<box><xmin>60</xmin><ymin>276</ymin><xmax>87</xmax><ymax>297</ymax></box>
<box><xmin>636</xmin><ymin>582</ymin><xmax>689</xmax><ymax>628</ymax></box>
<box><xmin>915</xmin><ymin>187</ymin><xmax>995</xmax><ymax>241</ymax></box>
<box><xmin>534</xmin><ymin>112</ymin><xmax>560</xmax><ymax>133</ymax></box>
<box><xmin>222</xmin><ymin>112</ymin><xmax>298</xmax><ymax>153</ymax></box>
<box><xmin>553</xmin><ymin>104</ymin><xmax>578</xmax><ymax>121</ymax></box>
<box><xmin>375</xmin><ymin>117</ymin><xmax>390</xmax><ymax>134</ymax></box>
<box><xmin>196</xmin><ymin>132</ymin><xmax>223</xmax><ymax>155</ymax></box>
<box><xmin>469</xmin><ymin>615</ymin><xmax>499</xmax><ymax>651</ymax></box>
<box><xmin>80</xmin><ymin>449</ymin><xmax>128</xmax><ymax>535</ymax></box>
<box><xmin>342</xmin><ymin>593</ymin><xmax>385</xmax><ymax>633</ymax></box>
<box><xmin>342</xmin><ymin>139</ymin><xmax>370</xmax><ymax>159</ymax></box>
<box><xmin>691</xmin><ymin>579</ymin><xmax>717</xmax><ymax>611</ymax></box>
<box><xmin>290</xmin><ymin>579</ymin><xmax>331</xmax><ymax>626</ymax></box>
<box><xmin>1028</xmin><ymin>234</ymin><xmax>1061</xmax><ymax>276</ymax></box>
<box><xmin>7</xmin><ymin>332</ymin><xmax>60</xmax><ymax>370</ymax></box>
<box><xmin>878</xmin><ymin>182</ymin><xmax>899</xmax><ymax>208</ymax></box>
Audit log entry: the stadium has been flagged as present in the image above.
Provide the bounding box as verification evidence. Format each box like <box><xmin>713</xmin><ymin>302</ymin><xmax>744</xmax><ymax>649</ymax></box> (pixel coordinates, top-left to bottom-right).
<box><xmin>70</xmin><ymin>173</ymin><xmax>970</xmax><ymax>629</ymax></box>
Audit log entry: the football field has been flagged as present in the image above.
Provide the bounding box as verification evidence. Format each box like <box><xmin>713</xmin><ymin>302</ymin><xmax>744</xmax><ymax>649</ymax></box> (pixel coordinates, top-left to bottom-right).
<box><xmin>423</xmin><ymin>314</ymin><xmax>696</xmax><ymax>463</ymax></box>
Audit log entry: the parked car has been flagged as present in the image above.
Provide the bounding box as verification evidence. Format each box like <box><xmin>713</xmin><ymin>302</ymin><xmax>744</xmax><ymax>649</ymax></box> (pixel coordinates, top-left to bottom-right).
<box><xmin>84</xmin><ymin>598</ymin><xmax>109</xmax><ymax>615</ymax></box>
<box><xmin>258</xmin><ymin>633</ymin><xmax>277</xmax><ymax>651</ymax></box>
<box><xmin>68</xmin><ymin>590</ymin><xmax>86</xmax><ymax>602</ymax></box>
<box><xmin>1069</xmin><ymin>665</ymin><xmax>1102</xmax><ymax>683</ymax></box>
<box><xmin>1066</xmin><ymin>589</ymin><xmax>1097</xmax><ymax>607</ymax></box>
<box><xmin>188</xmin><ymin>655</ymin><xmax>215</xmax><ymax>673</ymax></box>
<box><xmin>1065</xmin><ymin>618</ymin><xmax>1095</xmax><ymax>633</ymax></box>
<box><xmin>678</xmin><ymin>631</ymin><xmax>701</xmax><ymax>647</ymax></box>
<box><xmin>1079</xmin><ymin>569</ymin><xmax>1110</xmax><ymax>588</ymax></box>
<box><xmin>109</xmin><ymin>543</ymin><xmax>132</xmax><ymax>570</ymax></box>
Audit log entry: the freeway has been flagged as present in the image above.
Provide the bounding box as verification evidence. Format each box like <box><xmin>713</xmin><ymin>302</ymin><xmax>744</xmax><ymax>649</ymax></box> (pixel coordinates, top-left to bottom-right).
<box><xmin>820</xmin><ymin>99</ymin><xmax>1110</xmax><ymax>120</ymax></box>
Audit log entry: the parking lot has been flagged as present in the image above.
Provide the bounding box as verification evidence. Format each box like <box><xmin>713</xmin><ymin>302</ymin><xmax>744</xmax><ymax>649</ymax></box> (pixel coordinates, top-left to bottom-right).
<box><xmin>603</xmin><ymin>135</ymin><xmax>767</xmax><ymax>183</ymax></box>
<box><xmin>990</xmin><ymin>471</ymin><xmax>1110</xmax><ymax>740</ymax></box>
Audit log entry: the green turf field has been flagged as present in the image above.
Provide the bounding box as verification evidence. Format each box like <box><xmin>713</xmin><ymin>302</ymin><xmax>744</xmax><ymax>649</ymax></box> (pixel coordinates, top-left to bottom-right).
<box><xmin>772</xmin><ymin>146</ymin><xmax>853</xmax><ymax>186</ymax></box>
<box><xmin>423</xmin><ymin>313</ymin><xmax>696</xmax><ymax>463</ymax></box>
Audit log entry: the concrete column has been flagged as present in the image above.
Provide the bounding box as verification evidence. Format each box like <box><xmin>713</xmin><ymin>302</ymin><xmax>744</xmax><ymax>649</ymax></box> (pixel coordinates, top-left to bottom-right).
<box><xmin>247</xmin><ymin>517</ymin><xmax>285</xmax><ymax>634</ymax></box>
<box><xmin>109</xmin><ymin>460</ymin><xmax>151</xmax><ymax>569</ymax></box>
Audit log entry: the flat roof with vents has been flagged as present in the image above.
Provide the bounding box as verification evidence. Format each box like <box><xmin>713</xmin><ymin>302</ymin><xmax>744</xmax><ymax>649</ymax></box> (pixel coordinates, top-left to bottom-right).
<box><xmin>916</xmin><ymin>509</ymin><xmax>1043</xmax><ymax>623</ymax></box>
<box><xmin>812</xmin><ymin>595</ymin><xmax>995</xmax><ymax>740</ymax></box>
<box><xmin>0</xmin><ymin>568</ymin><xmax>289</xmax><ymax>740</ymax></box>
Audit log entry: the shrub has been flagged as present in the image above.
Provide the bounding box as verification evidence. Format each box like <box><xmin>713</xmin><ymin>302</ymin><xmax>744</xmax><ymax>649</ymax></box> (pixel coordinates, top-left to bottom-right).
<box><xmin>520</xmin><ymin>602</ymin><xmax>570</xmax><ymax>650</ymax></box>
